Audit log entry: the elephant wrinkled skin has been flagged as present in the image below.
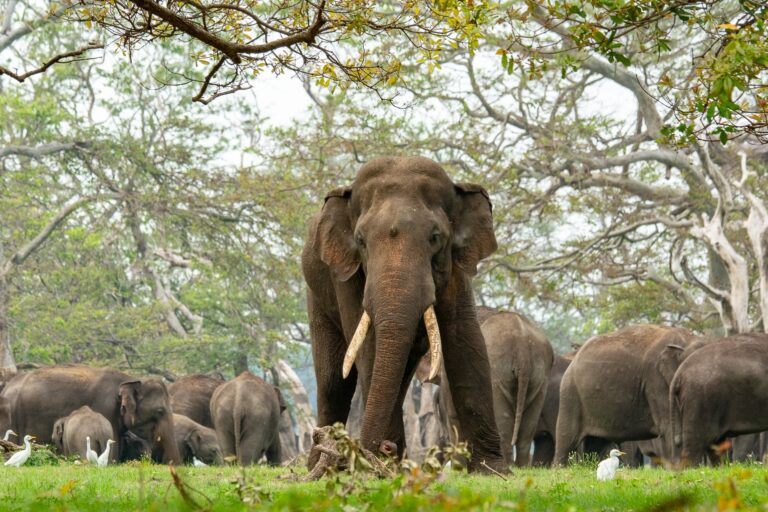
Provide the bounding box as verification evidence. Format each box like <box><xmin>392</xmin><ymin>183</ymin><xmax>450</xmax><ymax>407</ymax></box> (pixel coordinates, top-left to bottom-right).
<box><xmin>554</xmin><ymin>325</ymin><xmax>707</xmax><ymax>465</ymax></box>
<box><xmin>532</xmin><ymin>355</ymin><xmax>571</xmax><ymax>466</ymax></box>
<box><xmin>210</xmin><ymin>371</ymin><xmax>282</xmax><ymax>465</ymax></box>
<box><xmin>52</xmin><ymin>405</ymin><xmax>114</xmax><ymax>461</ymax></box>
<box><xmin>1</xmin><ymin>365</ymin><xmax>180</xmax><ymax>463</ymax></box>
<box><xmin>168</xmin><ymin>374</ymin><xmax>224</xmax><ymax>429</ymax></box>
<box><xmin>671</xmin><ymin>334</ymin><xmax>768</xmax><ymax>465</ymax></box>
<box><xmin>302</xmin><ymin>156</ymin><xmax>504</xmax><ymax>471</ymax></box>
<box><xmin>437</xmin><ymin>307</ymin><xmax>553</xmax><ymax>467</ymax></box>
<box><xmin>173</xmin><ymin>413</ymin><xmax>223</xmax><ymax>465</ymax></box>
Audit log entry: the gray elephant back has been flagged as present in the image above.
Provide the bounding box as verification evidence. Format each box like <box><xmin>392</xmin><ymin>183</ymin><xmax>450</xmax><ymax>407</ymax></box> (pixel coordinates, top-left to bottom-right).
<box><xmin>210</xmin><ymin>372</ymin><xmax>281</xmax><ymax>464</ymax></box>
<box><xmin>169</xmin><ymin>375</ymin><xmax>224</xmax><ymax>428</ymax></box>
<box><xmin>61</xmin><ymin>405</ymin><xmax>114</xmax><ymax>459</ymax></box>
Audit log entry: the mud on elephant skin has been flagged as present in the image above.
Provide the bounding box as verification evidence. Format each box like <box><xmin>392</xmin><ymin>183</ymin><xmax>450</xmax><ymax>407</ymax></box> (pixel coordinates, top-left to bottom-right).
<box><xmin>302</xmin><ymin>156</ymin><xmax>505</xmax><ymax>472</ymax></box>
<box><xmin>52</xmin><ymin>405</ymin><xmax>115</xmax><ymax>461</ymax></box>
<box><xmin>670</xmin><ymin>334</ymin><xmax>768</xmax><ymax>466</ymax></box>
<box><xmin>210</xmin><ymin>371</ymin><xmax>283</xmax><ymax>465</ymax></box>
<box><xmin>554</xmin><ymin>325</ymin><xmax>709</xmax><ymax>465</ymax></box>
<box><xmin>168</xmin><ymin>374</ymin><xmax>224</xmax><ymax>429</ymax></box>
<box><xmin>0</xmin><ymin>364</ymin><xmax>180</xmax><ymax>463</ymax></box>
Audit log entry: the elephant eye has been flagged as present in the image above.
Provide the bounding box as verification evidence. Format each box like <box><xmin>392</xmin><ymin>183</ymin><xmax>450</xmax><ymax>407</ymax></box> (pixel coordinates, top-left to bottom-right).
<box><xmin>355</xmin><ymin>233</ymin><xmax>365</xmax><ymax>248</ymax></box>
<box><xmin>430</xmin><ymin>232</ymin><xmax>443</xmax><ymax>246</ymax></box>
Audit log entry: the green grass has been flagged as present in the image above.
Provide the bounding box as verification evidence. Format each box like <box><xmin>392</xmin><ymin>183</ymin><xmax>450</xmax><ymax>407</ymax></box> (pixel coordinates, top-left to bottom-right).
<box><xmin>0</xmin><ymin>462</ymin><xmax>766</xmax><ymax>511</ymax></box>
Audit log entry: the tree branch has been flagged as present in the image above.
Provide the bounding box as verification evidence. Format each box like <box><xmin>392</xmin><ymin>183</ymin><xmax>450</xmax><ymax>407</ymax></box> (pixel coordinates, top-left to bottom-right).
<box><xmin>124</xmin><ymin>0</ymin><xmax>326</xmax><ymax>64</ymax></box>
<box><xmin>0</xmin><ymin>43</ymin><xmax>103</xmax><ymax>82</ymax></box>
<box><xmin>0</xmin><ymin>141</ymin><xmax>90</xmax><ymax>159</ymax></box>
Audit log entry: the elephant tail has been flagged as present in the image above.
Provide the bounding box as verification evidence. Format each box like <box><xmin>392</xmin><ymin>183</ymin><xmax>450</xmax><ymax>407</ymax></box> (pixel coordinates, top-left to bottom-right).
<box><xmin>511</xmin><ymin>363</ymin><xmax>531</xmax><ymax>450</ymax></box>
<box><xmin>669</xmin><ymin>376</ymin><xmax>683</xmax><ymax>459</ymax></box>
<box><xmin>234</xmin><ymin>393</ymin><xmax>244</xmax><ymax>463</ymax></box>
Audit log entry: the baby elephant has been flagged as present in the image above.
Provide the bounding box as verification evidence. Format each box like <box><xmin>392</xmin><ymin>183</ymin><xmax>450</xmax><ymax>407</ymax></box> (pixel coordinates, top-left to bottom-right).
<box><xmin>52</xmin><ymin>406</ymin><xmax>114</xmax><ymax>462</ymax></box>
<box><xmin>173</xmin><ymin>413</ymin><xmax>223</xmax><ymax>465</ymax></box>
<box><xmin>210</xmin><ymin>372</ymin><xmax>282</xmax><ymax>465</ymax></box>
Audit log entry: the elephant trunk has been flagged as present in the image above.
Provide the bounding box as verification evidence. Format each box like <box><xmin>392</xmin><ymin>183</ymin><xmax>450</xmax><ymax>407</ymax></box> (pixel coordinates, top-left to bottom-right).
<box><xmin>359</xmin><ymin>267</ymin><xmax>433</xmax><ymax>454</ymax></box>
<box><xmin>156</xmin><ymin>415</ymin><xmax>182</xmax><ymax>464</ymax></box>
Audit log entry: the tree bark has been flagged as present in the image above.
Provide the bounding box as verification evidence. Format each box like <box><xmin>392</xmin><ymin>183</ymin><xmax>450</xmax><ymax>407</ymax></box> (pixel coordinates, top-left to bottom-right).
<box><xmin>0</xmin><ymin>238</ymin><xmax>17</xmax><ymax>380</ymax></box>
<box><xmin>275</xmin><ymin>359</ymin><xmax>314</xmax><ymax>453</ymax></box>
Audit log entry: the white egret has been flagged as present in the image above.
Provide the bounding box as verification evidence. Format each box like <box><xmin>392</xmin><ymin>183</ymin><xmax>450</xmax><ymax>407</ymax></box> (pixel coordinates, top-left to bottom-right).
<box><xmin>4</xmin><ymin>435</ymin><xmax>35</xmax><ymax>467</ymax></box>
<box><xmin>96</xmin><ymin>439</ymin><xmax>115</xmax><ymax>467</ymax></box>
<box><xmin>86</xmin><ymin>436</ymin><xmax>98</xmax><ymax>465</ymax></box>
<box><xmin>2</xmin><ymin>430</ymin><xmax>16</xmax><ymax>441</ymax></box>
<box><xmin>193</xmin><ymin>456</ymin><xmax>208</xmax><ymax>467</ymax></box>
<box><xmin>596</xmin><ymin>448</ymin><xmax>625</xmax><ymax>481</ymax></box>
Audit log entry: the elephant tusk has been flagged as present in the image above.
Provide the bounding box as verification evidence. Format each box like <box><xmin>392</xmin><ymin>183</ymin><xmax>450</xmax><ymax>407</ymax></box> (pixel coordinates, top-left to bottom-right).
<box><xmin>342</xmin><ymin>311</ymin><xmax>371</xmax><ymax>379</ymax></box>
<box><xmin>424</xmin><ymin>305</ymin><xmax>442</xmax><ymax>381</ymax></box>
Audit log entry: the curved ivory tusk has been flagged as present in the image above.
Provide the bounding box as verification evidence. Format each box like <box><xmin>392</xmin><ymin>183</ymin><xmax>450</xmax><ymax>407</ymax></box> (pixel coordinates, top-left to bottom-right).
<box><xmin>342</xmin><ymin>311</ymin><xmax>371</xmax><ymax>379</ymax></box>
<box><xmin>424</xmin><ymin>305</ymin><xmax>442</xmax><ymax>381</ymax></box>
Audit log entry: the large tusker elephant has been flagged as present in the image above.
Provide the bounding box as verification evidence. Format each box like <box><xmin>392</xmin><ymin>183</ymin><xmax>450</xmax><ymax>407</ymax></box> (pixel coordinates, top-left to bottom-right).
<box><xmin>172</xmin><ymin>413</ymin><xmax>223</xmax><ymax>465</ymax></box>
<box><xmin>52</xmin><ymin>406</ymin><xmax>114</xmax><ymax>461</ymax></box>
<box><xmin>168</xmin><ymin>374</ymin><xmax>224</xmax><ymax>428</ymax></box>
<box><xmin>554</xmin><ymin>325</ymin><xmax>708</xmax><ymax>465</ymax></box>
<box><xmin>532</xmin><ymin>355</ymin><xmax>572</xmax><ymax>466</ymax></box>
<box><xmin>1</xmin><ymin>365</ymin><xmax>180</xmax><ymax>463</ymax></box>
<box><xmin>302</xmin><ymin>156</ymin><xmax>505</xmax><ymax>471</ymax></box>
<box><xmin>670</xmin><ymin>334</ymin><xmax>768</xmax><ymax>465</ymax></box>
<box><xmin>210</xmin><ymin>371</ymin><xmax>283</xmax><ymax>465</ymax></box>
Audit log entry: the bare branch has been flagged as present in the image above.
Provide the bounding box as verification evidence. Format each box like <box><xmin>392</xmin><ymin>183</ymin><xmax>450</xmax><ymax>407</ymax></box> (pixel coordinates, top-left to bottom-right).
<box><xmin>0</xmin><ymin>43</ymin><xmax>103</xmax><ymax>82</ymax></box>
<box><xmin>0</xmin><ymin>141</ymin><xmax>90</xmax><ymax>159</ymax></box>
<box><xmin>0</xmin><ymin>194</ymin><xmax>119</xmax><ymax>279</ymax></box>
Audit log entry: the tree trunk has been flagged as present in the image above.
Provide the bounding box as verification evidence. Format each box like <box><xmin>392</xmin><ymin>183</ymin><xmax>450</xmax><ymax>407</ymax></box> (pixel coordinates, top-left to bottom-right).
<box><xmin>0</xmin><ymin>238</ymin><xmax>18</xmax><ymax>381</ymax></box>
<box><xmin>275</xmin><ymin>359</ymin><xmax>314</xmax><ymax>453</ymax></box>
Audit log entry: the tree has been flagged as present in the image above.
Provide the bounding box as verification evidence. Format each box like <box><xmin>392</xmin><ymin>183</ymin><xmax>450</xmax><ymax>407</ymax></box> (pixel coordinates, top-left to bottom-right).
<box><xmin>497</xmin><ymin>0</ymin><xmax>768</xmax><ymax>141</ymax></box>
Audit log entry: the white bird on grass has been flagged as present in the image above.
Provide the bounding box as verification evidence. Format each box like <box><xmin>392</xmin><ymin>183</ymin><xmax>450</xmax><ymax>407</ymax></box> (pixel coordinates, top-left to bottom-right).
<box><xmin>4</xmin><ymin>435</ymin><xmax>35</xmax><ymax>467</ymax></box>
<box><xmin>596</xmin><ymin>448</ymin><xmax>625</xmax><ymax>481</ymax></box>
<box><xmin>2</xmin><ymin>430</ymin><xmax>16</xmax><ymax>441</ymax></box>
<box><xmin>86</xmin><ymin>436</ymin><xmax>99</xmax><ymax>465</ymax></box>
<box><xmin>97</xmin><ymin>439</ymin><xmax>115</xmax><ymax>467</ymax></box>
<box><xmin>193</xmin><ymin>456</ymin><xmax>208</xmax><ymax>467</ymax></box>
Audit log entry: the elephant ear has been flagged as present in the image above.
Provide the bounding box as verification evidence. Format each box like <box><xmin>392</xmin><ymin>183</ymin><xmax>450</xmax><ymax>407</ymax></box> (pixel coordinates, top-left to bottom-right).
<box><xmin>185</xmin><ymin>429</ymin><xmax>203</xmax><ymax>452</ymax></box>
<box><xmin>52</xmin><ymin>419</ymin><xmax>65</xmax><ymax>449</ymax></box>
<box><xmin>656</xmin><ymin>344</ymin><xmax>686</xmax><ymax>385</ymax></box>
<box><xmin>119</xmin><ymin>381</ymin><xmax>141</xmax><ymax>429</ymax></box>
<box><xmin>273</xmin><ymin>386</ymin><xmax>288</xmax><ymax>414</ymax></box>
<box><xmin>316</xmin><ymin>186</ymin><xmax>359</xmax><ymax>281</ymax></box>
<box><xmin>452</xmin><ymin>183</ymin><xmax>498</xmax><ymax>275</ymax></box>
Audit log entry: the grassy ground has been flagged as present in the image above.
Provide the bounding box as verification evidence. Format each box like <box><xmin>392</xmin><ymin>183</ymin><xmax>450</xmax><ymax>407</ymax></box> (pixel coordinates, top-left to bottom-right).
<box><xmin>0</xmin><ymin>461</ymin><xmax>766</xmax><ymax>511</ymax></box>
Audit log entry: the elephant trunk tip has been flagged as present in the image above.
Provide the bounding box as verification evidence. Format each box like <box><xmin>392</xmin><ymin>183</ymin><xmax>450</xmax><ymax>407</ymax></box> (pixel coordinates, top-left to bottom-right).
<box><xmin>379</xmin><ymin>440</ymin><xmax>397</xmax><ymax>457</ymax></box>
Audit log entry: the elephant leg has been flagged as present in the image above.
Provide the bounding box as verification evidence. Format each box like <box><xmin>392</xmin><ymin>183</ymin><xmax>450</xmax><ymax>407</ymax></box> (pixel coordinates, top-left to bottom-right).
<box><xmin>266</xmin><ymin>436</ymin><xmax>281</xmax><ymax>466</ymax></box>
<box><xmin>216</xmin><ymin>424</ymin><xmax>237</xmax><ymax>461</ymax></box>
<box><xmin>515</xmin><ymin>389</ymin><xmax>547</xmax><ymax>467</ymax></box>
<box><xmin>491</xmin><ymin>381</ymin><xmax>515</xmax><ymax>465</ymax></box>
<box><xmin>310</xmin><ymin>307</ymin><xmax>358</xmax><ymax>427</ymax></box>
<box><xmin>554</xmin><ymin>380</ymin><xmax>582</xmax><ymax>465</ymax></box>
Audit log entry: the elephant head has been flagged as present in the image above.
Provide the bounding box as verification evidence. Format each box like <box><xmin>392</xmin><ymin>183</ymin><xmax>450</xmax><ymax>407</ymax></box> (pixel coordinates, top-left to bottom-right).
<box><xmin>185</xmin><ymin>428</ymin><xmax>223</xmax><ymax>465</ymax></box>
<box><xmin>51</xmin><ymin>418</ymin><xmax>65</xmax><ymax>452</ymax></box>
<box><xmin>118</xmin><ymin>378</ymin><xmax>180</xmax><ymax>463</ymax></box>
<box><xmin>316</xmin><ymin>156</ymin><xmax>496</xmax><ymax>452</ymax></box>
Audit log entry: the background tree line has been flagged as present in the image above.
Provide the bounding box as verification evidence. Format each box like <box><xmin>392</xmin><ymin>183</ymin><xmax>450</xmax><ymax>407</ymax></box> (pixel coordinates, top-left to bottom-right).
<box><xmin>1</xmin><ymin>0</ymin><xmax>767</xmax><ymax>395</ymax></box>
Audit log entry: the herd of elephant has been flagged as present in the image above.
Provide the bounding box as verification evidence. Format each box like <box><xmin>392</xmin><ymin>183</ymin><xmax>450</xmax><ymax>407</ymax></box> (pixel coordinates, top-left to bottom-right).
<box><xmin>426</xmin><ymin>311</ymin><xmax>768</xmax><ymax>467</ymax></box>
<box><xmin>3</xmin><ymin>156</ymin><xmax>766</xmax><ymax>472</ymax></box>
<box><xmin>0</xmin><ymin>367</ymin><xmax>287</xmax><ymax>466</ymax></box>
<box><xmin>302</xmin><ymin>155</ymin><xmax>768</xmax><ymax>472</ymax></box>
